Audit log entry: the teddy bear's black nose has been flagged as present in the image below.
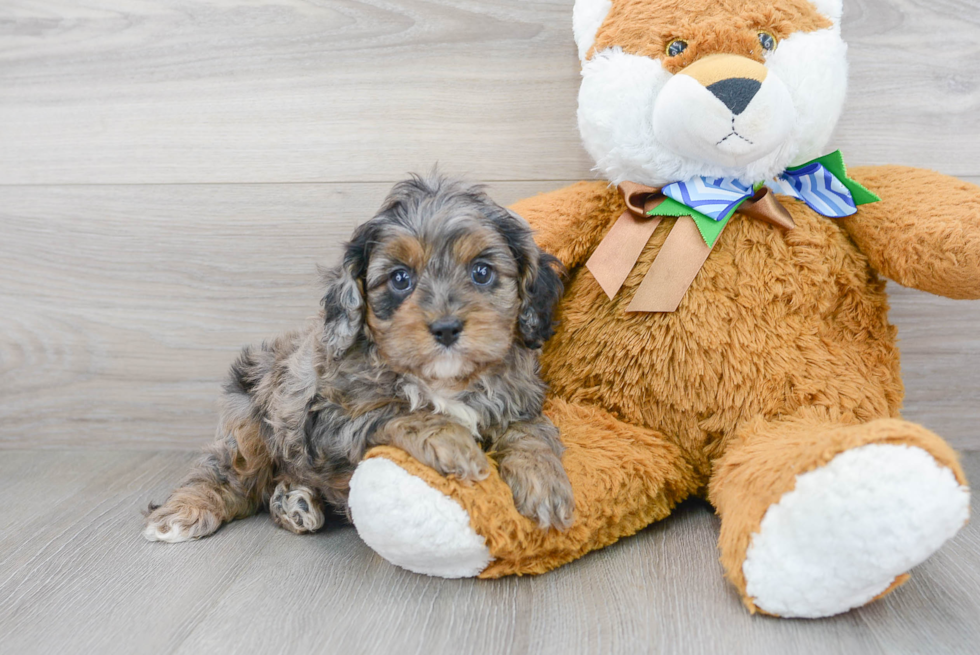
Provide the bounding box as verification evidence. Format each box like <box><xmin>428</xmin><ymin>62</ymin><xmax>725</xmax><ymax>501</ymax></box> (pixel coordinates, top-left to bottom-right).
<box><xmin>429</xmin><ymin>317</ymin><xmax>463</xmax><ymax>347</ymax></box>
<box><xmin>706</xmin><ymin>77</ymin><xmax>762</xmax><ymax>115</ymax></box>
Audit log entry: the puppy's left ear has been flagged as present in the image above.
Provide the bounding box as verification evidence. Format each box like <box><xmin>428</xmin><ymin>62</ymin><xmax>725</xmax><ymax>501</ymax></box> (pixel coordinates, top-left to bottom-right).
<box><xmin>498</xmin><ymin>210</ymin><xmax>566</xmax><ymax>349</ymax></box>
<box><xmin>319</xmin><ymin>221</ymin><xmax>377</xmax><ymax>358</ymax></box>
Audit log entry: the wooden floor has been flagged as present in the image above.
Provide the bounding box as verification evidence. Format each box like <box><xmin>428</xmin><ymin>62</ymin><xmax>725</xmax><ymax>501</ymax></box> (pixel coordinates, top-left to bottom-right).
<box><xmin>0</xmin><ymin>450</ymin><xmax>977</xmax><ymax>655</ymax></box>
<box><xmin>3</xmin><ymin>1</ymin><xmax>980</xmax><ymax>653</ymax></box>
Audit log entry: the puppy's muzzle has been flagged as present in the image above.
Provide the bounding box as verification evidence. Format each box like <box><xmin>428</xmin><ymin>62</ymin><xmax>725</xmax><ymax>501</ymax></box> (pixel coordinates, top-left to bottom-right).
<box><xmin>429</xmin><ymin>317</ymin><xmax>463</xmax><ymax>347</ymax></box>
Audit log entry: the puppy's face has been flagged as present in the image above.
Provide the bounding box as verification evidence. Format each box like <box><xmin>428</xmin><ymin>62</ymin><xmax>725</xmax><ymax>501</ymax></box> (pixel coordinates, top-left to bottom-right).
<box><xmin>364</xmin><ymin>217</ymin><xmax>521</xmax><ymax>381</ymax></box>
<box><xmin>321</xmin><ymin>176</ymin><xmax>564</xmax><ymax>382</ymax></box>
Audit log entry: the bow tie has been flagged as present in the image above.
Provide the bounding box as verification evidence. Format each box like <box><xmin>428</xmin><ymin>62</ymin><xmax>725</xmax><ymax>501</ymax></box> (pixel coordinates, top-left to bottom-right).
<box><xmin>586</xmin><ymin>150</ymin><xmax>879</xmax><ymax>313</ymax></box>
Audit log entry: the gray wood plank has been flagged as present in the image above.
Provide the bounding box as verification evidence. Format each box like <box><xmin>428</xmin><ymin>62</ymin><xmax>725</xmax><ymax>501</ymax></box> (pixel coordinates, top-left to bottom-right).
<box><xmin>837</xmin><ymin>0</ymin><xmax>980</xmax><ymax>172</ymax></box>
<box><xmin>2</xmin><ymin>180</ymin><xmax>980</xmax><ymax>451</ymax></box>
<box><xmin>0</xmin><ymin>450</ymin><xmax>977</xmax><ymax>655</ymax></box>
<box><xmin>0</xmin><ymin>0</ymin><xmax>589</xmax><ymax>185</ymax></box>
<box><xmin>0</xmin><ymin>451</ymin><xmax>274</xmax><ymax>655</ymax></box>
<box><xmin>1</xmin><ymin>0</ymin><xmax>979</xmax><ymax>185</ymax></box>
<box><xmin>890</xmin><ymin>282</ymin><xmax>980</xmax><ymax>451</ymax></box>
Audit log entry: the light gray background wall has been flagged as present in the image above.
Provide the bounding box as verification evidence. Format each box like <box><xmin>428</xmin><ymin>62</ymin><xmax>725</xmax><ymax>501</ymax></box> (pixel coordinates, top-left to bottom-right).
<box><xmin>2</xmin><ymin>0</ymin><xmax>979</xmax><ymax>450</ymax></box>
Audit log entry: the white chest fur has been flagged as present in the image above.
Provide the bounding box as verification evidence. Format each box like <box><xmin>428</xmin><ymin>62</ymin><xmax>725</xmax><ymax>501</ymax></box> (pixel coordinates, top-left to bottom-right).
<box><xmin>402</xmin><ymin>381</ymin><xmax>481</xmax><ymax>437</ymax></box>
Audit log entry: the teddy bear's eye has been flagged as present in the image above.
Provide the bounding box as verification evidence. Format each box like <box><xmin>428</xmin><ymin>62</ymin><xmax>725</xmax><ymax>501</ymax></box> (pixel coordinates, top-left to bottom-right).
<box><xmin>758</xmin><ymin>31</ymin><xmax>777</xmax><ymax>52</ymax></box>
<box><xmin>666</xmin><ymin>39</ymin><xmax>688</xmax><ymax>57</ymax></box>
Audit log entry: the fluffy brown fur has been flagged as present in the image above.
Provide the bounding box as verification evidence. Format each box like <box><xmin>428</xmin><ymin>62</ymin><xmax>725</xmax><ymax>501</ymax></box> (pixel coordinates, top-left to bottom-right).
<box><xmin>588</xmin><ymin>0</ymin><xmax>831</xmax><ymax>66</ymax></box>
<box><xmin>143</xmin><ymin>174</ymin><xmax>573</xmax><ymax>543</ymax></box>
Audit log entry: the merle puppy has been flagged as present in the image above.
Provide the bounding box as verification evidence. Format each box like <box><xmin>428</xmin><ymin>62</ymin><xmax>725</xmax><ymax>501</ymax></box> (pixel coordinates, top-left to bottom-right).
<box><xmin>144</xmin><ymin>174</ymin><xmax>574</xmax><ymax>542</ymax></box>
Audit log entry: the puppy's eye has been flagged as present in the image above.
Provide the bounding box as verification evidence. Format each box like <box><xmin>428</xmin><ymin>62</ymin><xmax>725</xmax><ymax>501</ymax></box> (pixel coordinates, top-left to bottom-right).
<box><xmin>758</xmin><ymin>31</ymin><xmax>777</xmax><ymax>52</ymax></box>
<box><xmin>666</xmin><ymin>39</ymin><xmax>688</xmax><ymax>57</ymax></box>
<box><xmin>471</xmin><ymin>263</ymin><xmax>494</xmax><ymax>286</ymax></box>
<box><xmin>388</xmin><ymin>268</ymin><xmax>414</xmax><ymax>293</ymax></box>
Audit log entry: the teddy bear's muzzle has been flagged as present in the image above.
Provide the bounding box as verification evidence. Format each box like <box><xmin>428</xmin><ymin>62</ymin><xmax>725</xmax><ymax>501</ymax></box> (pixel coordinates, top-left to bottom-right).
<box><xmin>653</xmin><ymin>53</ymin><xmax>795</xmax><ymax>170</ymax></box>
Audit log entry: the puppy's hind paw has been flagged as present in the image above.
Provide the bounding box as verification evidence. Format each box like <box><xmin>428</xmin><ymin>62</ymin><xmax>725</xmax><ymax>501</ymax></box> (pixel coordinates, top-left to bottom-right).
<box><xmin>270</xmin><ymin>482</ymin><xmax>325</xmax><ymax>535</ymax></box>
<box><xmin>143</xmin><ymin>500</ymin><xmax>221</xmax><ymax>543</ymax></box>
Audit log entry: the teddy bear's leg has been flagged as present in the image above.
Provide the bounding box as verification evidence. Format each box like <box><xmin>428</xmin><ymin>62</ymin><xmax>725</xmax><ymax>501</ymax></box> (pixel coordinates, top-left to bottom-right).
<box><xmin>348</xmin><ymin>398</ymin><xmax>697</xmax><ymax>578</ymax></box>
<box><xmin>708</xmin><ymin>413</ymin><xmax>970</xmax><ymax>618</ymax></box>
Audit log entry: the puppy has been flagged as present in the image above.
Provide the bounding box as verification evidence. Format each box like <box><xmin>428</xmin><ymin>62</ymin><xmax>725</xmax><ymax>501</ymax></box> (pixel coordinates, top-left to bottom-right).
<box><xmin>144</xmin><ymin>174</ymin><xmax>574</xmax><ymax>543</ymax></box>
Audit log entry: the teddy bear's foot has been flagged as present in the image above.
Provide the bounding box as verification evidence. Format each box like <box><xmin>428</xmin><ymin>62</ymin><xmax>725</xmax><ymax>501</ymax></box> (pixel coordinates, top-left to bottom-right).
<box><xmin>743</xmin><ymin>443</ymin><xmax>967</xmax><ymax>617</ymax></box>
<box><xmin>348</xmin><ymin>457</ymin><xmax>492</xmax><ymax>578</ymax></box>
<box><xmin>711</xmin><ymin>416</ymin><xmax>970</xmax><ymax>618</ymax></box>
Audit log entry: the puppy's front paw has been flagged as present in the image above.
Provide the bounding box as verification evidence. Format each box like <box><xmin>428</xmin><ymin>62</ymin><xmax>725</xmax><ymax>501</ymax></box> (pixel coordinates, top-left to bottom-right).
<box><xmin>269</xmin><ymin>481</ymin><xmax>325</xmax><ymax>534</ymax></box>
<box><xmin>385</xmin><ymin>415</ymin><xmax>490</xmax><ymax>482</ymax></box>
<box><xmin>499</xmin><ymin>453</ymin><xmax>575</xmax><ymax>531</ymax></box>
<box><xmin>422</xmin><ymin>426</ymin><xmax>490</xmax><ymax>482</ymax></box>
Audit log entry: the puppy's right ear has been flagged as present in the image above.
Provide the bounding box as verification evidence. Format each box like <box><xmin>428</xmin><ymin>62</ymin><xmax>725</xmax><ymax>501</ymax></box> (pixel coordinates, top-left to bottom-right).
<box><xmin>320</xmin><ymin>222</ymin><xmax>376</xmax><ymax>358</ymax></box>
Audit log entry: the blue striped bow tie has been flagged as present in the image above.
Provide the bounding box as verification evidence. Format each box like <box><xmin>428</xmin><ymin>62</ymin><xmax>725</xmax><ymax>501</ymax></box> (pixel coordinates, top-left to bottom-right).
<box><xmin>654</xmin><ymin>150</ymin><xmax>880</xmax><ymax>247</ymax></box>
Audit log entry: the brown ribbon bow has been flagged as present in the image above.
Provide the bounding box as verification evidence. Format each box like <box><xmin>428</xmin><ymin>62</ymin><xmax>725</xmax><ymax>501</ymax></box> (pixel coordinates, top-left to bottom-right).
<box><xmin>585</xmin><ymin>182</ymin><xmax>796</xmax><ymax>313</ymax></box>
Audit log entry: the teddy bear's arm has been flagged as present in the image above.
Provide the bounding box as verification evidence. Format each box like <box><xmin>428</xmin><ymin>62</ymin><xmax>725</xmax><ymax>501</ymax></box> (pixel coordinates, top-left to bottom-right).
<box><xmin>841</xmin><ymin>166</ymin><xmax>980</xmax><ymax>299</ymax></box>
<box><xmin>510</xmin><ymin>181</ymin><xmax>623</xmax><ymax>269</ymax></box>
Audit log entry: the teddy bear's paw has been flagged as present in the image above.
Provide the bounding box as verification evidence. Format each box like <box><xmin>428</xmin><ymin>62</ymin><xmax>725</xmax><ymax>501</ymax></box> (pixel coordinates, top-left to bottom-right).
<box><xmin>347</xmin><ymin>457</ymin><xmax>492</xmax><ymax>578</ymax></box>
<box><xmin>743</xmin><ymin>444</ymin><xmax>970</xmax><ymax>618</ymax></box>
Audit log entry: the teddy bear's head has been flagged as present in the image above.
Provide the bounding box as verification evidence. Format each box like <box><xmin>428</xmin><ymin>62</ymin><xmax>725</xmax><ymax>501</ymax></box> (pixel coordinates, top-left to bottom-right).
<box><xmin>574</xmin><ymin>0</ymin><xmax>848</xmax><ymax>187</ymax></box>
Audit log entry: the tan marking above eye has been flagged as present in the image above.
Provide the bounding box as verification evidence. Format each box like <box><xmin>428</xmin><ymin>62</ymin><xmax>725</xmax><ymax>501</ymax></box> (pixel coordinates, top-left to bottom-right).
<box><xmin>452</xmin><ymin>229</ymin><xmax>498</xmax><ymax>264</ymax></box>
<box><xmin>383</xmin><ymin>234</ymin><xmax>427</xmax><ymax>272</ymax></box>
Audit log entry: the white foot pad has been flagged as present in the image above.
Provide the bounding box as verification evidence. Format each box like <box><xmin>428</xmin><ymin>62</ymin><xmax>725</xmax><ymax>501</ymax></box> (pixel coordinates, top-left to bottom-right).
<box><xmin>743</xmin><ymin>444</ymin><xmax>970</xmax><ymax>618</ymax></box>
<box><xmin>348</xmin><ymin>458</ymin><xmax>492</xmax><ymax>578</ymax></box>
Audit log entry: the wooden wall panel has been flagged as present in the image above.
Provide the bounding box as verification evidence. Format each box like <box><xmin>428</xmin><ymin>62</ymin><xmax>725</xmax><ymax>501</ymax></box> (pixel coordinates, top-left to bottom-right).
<box><xmin>0</xmin><ymin>0</ymin><xmax>978</xmax><ymax>184</ymax></box>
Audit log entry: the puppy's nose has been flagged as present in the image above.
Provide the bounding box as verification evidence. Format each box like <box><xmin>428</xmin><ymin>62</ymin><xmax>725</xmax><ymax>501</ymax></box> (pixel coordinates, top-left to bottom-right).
<box><xmin>429</xmin><ymin>317</ymin><xmax>463</xmax><ymax>347</ymax></box>
<box><xmin>706</xmin><ymin>78</ymin><xmax>761</xmax><ymax>115</ymax></box>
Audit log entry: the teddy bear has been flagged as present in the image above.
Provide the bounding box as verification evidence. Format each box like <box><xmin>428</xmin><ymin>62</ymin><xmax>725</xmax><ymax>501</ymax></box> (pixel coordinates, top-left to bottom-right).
<box><xmin>344</xmin><ymin>0</ymin><xmax>980</xmax><ymax>618</ymax></box>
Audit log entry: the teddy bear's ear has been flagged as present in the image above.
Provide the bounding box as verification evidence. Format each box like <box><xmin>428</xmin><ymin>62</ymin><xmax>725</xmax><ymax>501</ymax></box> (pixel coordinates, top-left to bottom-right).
<box><xmin>808</xmin><ymin>0</ymin><xmax>843</xmax><ymax>24</ymax></box>
<box><xmin>573</xmin><ymin>0</ymin><xmax>613</xmax><ymax>62</ymax></box>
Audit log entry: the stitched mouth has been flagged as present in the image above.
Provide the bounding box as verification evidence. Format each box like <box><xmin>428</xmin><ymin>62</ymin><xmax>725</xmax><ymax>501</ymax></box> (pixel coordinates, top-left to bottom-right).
<box><xmin>716</xmin><ymin>117</ymin><xmax>754</xmax><ymax>146</ymax></box>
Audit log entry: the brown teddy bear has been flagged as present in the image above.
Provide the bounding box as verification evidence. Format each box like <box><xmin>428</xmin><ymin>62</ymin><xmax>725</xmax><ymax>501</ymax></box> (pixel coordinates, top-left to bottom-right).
<box><xmin>346</xmin><ymin>0</ymin><xmax>979</xmax><ymax>618</ymax></box>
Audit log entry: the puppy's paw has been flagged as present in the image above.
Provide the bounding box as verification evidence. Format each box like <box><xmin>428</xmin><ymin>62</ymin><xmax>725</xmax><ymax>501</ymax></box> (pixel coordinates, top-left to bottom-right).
<box><xmin>143</xmin><ymin>499</ymin><xmax>222</xmax><ymax>543</ymax></box>
<box><xmin>385</xmin><ymin>414</ymin><xmax>489</xmax><ymax>482</ymax></box>
<box><xmin>269</xmin><ymin>481</ymin><xmax>325</xmax><ymax>535</ymax></box>
<box><xmin>422</xmin><ymin>426</ymin><xmax>490</xmax><ymax>482</ymax></box>
<box><xmin>500</xmin><ymin>453</ymin><xmax>575</xmax><ymax>531</ymax></box>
